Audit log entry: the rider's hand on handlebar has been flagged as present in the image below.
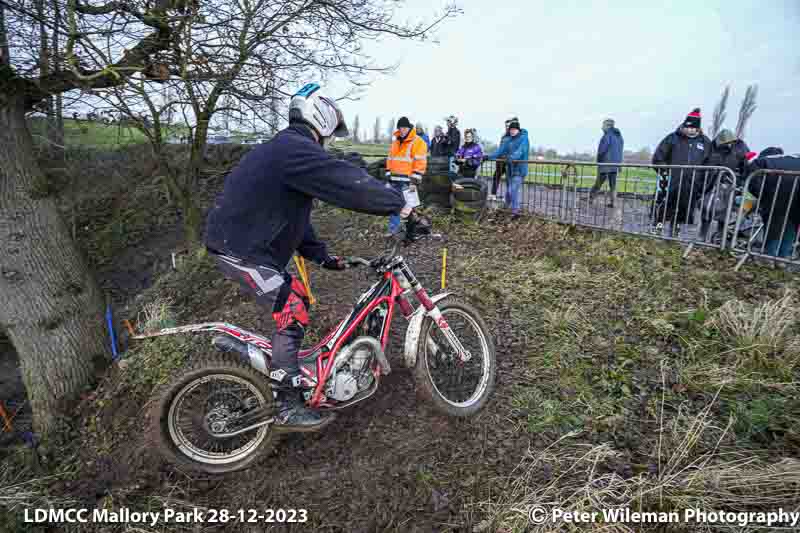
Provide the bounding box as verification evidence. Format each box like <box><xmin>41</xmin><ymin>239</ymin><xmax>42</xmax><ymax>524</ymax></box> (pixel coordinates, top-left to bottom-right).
<box><xmin>321</xmin><ymin>255</ymin><xmax>347</xmax><ymax>271</ymax></box>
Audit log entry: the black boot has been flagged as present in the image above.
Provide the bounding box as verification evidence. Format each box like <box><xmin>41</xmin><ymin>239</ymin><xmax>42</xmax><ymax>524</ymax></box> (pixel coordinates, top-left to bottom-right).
<box><xmin>273</xmin><ymin>387</ymin><xmax>335</xmax><ymax>433</ymax></box>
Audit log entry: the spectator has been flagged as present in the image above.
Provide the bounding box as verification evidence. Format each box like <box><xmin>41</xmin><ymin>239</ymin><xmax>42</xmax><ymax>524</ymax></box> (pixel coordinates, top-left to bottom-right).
<box><xmin>698</xmin><ymin>128</ymin><xmax>750</xmax><ymax>240</ymax></box>
<box><xmin>746</xmin><ymin>147</ymin><xmax>800</xmax><ymax>260</ymax></box>
<box><xmin>430</xmin><ymin>125</ymin><xmax>450</xmax><ymax>157</ymax></box>
<box><xmin>455</xmin><ymin>128</ymin><xmax>484</xmax><ymax>178</ymax></box>
<box><xmin>589</xmin><ymin>118</ymin><xmax>624</xmax><ymax>208</ymax></box>
<box><xmin>416</xmin><ymin>123</ymin><xmax>431</xmax><ymax>148</ymax></box>
<box><xmin>486</xmin><ymin>118</ymin><xmax>529</xmax><ymax>219</ymax></box>
<box><xmin>385</xmin><ymin>117</ymin><xmax>428</xmax><ymax>236</ymax></box>
<box><xmin>490</xmin><ymin>117</ymin><xmax>517</xmax><ymax>201</ymax></box>
<box><xmin>445</xmin><ymin>115</ymin><xmax>461</xmax><ymax>175</ymax></box>
<box><xmin>651</xmin><ymin>108</ymin><xmax>712</xmax><ymax>237</ymax></box>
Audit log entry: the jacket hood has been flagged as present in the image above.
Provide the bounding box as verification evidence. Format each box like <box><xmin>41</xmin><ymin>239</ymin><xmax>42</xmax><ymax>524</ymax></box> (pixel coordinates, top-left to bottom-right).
<box><xmin>394</xmin><ymin>127</ymin><xmax>418</xmax><ymax>143</ymax></box>
<box><xmin>607</xmin><ymin>127</ymin><xmax>621</xmax><ymax>136</ymax></box>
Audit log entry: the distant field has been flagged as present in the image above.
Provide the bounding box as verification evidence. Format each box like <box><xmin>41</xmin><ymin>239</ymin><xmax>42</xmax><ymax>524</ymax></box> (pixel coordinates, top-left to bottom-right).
<box><xmin>28</xmin><ymin>118</ymin><xmax>147</xmax><ymax>148</ymax></box>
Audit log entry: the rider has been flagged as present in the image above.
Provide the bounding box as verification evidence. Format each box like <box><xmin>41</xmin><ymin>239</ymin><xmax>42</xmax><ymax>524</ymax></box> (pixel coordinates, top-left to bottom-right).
<box><xmin>205</xmin><ymin>83</ymin><xmax>406</xmax><ymax>432</ymax></box>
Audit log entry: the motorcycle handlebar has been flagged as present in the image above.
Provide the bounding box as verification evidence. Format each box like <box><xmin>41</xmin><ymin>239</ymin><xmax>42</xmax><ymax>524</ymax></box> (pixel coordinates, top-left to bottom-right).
<box><xmin>345</xmin><ymin>241</ymin><xmax>401</xmax><ymax>270</ymax></box>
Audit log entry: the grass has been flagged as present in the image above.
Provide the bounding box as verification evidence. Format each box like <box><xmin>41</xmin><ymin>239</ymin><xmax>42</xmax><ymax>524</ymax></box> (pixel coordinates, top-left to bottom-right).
<box><xmin>29</xmin><ymin>118</ymin><xmax>148</xmax><ymax>148</ymax></box>
<box><xmin>479</xmin><ymin>392</ymin><xmax>800</xmax><ymax>532</ymax></box>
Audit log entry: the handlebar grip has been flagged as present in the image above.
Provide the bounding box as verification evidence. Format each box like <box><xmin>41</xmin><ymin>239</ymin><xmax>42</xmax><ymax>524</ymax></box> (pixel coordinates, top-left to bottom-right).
<box><xmin>344</xmin><ymin>257</ymin><xmax>371</xmax><ymax>268</ymax></box>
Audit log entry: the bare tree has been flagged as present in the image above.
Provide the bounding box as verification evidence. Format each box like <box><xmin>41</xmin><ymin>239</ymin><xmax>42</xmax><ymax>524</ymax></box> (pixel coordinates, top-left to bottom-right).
<box><xmin>0</xmin><ymin>1</ymin><xmax>196</xmax><ymax>435</ymax></box>
<box><xmin>736</xmin><ymin>84</ymin><xmax>758</xmax><ymax>140</ymax></box>
<box><xmin>352</xmin><ymin>114</ymin><xmax>361</xmax><ymax>143</ymax></box>
<box><xmin>168</xmin><ymin>1</ymin><xmax>461</xmax><ymax>242</ymax></box>
<box><xmin>387</xmin><ymin>117</ymin><xmax>395</xmax><ymax>142</ymax></box>
<box><xmin>373</xmin><ymin>116</ymin><xmax>381</xmax><ymax>143</ymax></box>
<box><xmin>710</xmin><ymin>84</ymin><xmax>730</xmax><ymax>140</ymax></box>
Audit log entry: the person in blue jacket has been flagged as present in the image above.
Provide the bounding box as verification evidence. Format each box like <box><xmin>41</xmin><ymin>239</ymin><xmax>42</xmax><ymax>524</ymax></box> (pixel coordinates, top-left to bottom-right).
<box><xmin>490</xmin><ymin>117</ymin><xmax>516</xmax><ymax>200</ymax></box>
<box><xmin>416</xmin><ymin>123</ymin><xmax>431</xmax><ymax>148</ymax></box>
<box><xmin>589</xmin><ymin>118</ymin><xmax>624</xmax><ymax>208</ymax></box>
<box><xmin>205</xmin><ymin>83</ymin><xmax>405</xmax><ymax>432</ymax></box>
<box><xmin>485</xmin><ymin>118</ymin><xmax>529</xmax><ymax>218</ymax></box>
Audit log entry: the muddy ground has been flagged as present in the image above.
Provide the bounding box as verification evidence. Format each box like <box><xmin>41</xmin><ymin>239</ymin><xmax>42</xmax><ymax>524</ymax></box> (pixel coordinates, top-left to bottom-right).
<box><xmin>3</xmin><ymin>147</ymin><xmax>800</xmax><ymax>533</ymax></box>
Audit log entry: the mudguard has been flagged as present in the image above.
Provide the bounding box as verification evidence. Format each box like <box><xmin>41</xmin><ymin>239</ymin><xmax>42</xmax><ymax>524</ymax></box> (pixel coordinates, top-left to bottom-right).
<box><xmin>403</xmin><ymin>292</ymin><xmax>451</xmax><ymax>368</ymax></box>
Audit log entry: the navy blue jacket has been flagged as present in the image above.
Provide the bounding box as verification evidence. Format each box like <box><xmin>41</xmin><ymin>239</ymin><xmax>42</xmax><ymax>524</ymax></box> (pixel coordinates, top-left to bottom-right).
<box><xmin>746</xmin><ymin>154</ymin><xmax>800</xmax><ymax>240</ymax></box>
<box><xmin>205</xmin><ymin>125</ymin><xmax>404</xmax><ymax>270</ymax></box>
<box><xmin>597</xmin><ymin>127</ymin><xmax>624</xmax><ymax>174</ymax></box>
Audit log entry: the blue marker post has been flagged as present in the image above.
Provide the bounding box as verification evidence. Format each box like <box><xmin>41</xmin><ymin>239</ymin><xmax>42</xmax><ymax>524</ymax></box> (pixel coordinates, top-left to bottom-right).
<box><xmin>105</xmin><ymin>293</ymin><xmax>119</xmax><ymax>361</ymax></box>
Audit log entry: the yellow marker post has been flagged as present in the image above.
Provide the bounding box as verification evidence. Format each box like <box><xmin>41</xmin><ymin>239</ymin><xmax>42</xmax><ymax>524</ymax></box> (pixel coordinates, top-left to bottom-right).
<box><xmin>441</xmin><ymin>247</ymin><xmax>448</xmax><ymax>290</ymax></box>
<box><xmin>293</xmin><ymin>255</ymin><xmax>317</xmax><ymax>305</ymax></box>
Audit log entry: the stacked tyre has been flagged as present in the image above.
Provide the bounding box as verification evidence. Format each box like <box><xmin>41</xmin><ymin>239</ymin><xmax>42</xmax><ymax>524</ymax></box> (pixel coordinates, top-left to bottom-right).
<box><xmin>451</xmin><ymin>178</ymin><xmax>488</xmax><ymax>218</ymax></box>
<box><xmin>421</xmin><ymin>157</ymin><xmax>453</xmax><ymax>208</ymax></box>
<box><xmin>366</xmin><ymin>157</ymin><xmax>388</xmax><ymax>182</ymax></box>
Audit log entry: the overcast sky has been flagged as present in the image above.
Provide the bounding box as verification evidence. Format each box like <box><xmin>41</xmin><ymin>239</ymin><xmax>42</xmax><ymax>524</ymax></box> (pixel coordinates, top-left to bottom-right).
<box><xmin>333</xmin><ymin>0</ymin><xmax>800</xmax><ymax>154</ymax></box>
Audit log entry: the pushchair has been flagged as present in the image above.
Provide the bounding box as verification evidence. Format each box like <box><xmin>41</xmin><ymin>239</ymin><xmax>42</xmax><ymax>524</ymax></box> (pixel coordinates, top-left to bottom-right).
<box><xmin>700</xmin><ymin>172</ymin><xmax>763</xmax><ymax>248</ymax></box>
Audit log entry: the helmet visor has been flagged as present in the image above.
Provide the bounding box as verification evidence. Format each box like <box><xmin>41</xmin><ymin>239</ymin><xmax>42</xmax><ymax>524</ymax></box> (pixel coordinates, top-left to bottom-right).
<box><xmin>320</xmin><ymin>96</ymin><xmax>349</xmax><ymax>138</ymax></box>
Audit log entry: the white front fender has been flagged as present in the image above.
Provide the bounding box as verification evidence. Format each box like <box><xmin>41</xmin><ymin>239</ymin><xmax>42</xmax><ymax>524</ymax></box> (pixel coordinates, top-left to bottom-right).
<box><xmin>403</xmin><ymin>292</ymin><xmax>452</xmax><ymax>368</ymax></box>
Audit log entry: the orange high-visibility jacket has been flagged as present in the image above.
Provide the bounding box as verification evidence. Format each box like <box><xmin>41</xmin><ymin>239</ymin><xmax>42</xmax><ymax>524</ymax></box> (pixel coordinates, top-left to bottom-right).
<box><xmin>386</xmin><ymin>128</ymin><xmax>428</xmax><ymax>183</ymax></box>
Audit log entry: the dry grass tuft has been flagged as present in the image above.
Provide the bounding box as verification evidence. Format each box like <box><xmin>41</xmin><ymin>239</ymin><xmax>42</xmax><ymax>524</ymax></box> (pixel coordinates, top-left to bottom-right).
<box><xmin>475</xmin><ymin>381</ymin><xmax>800</xmax><ymax>532</ymax></box>
<box><xmin>710</xmin><ymin>292</ymin><xmax>797</xmax><ymax>357</ymax></box>
<box><xmin>138</xmin><ymin>296</ymin><xmax>176</xmax><ymax>334</ymax></box>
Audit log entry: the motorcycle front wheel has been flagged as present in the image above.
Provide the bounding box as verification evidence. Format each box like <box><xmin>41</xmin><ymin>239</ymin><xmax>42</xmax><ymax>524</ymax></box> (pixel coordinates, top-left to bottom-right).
<box><xmin>414</xmin><ymin>297</ymin><xmax>496</xmax><ymax>417</ymax></box>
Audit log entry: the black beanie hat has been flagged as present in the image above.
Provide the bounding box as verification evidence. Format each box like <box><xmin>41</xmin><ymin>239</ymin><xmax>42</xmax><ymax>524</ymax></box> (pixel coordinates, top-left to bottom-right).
<box><xmin>683</xmin><ymin>108</ymin><xmax>701</xmax><ymax>128</ymax></box>
<box><xmin>758</xmin><ymin>147</ymin><xmax>784</xmax><ymax>158</ymax></box>
<box><xmin>508</xmin><ymin>119</ymin><xmax>521</xmax><ymax>130</ymax></box>
<box><xmin>397</xmin><ymin>116</ymin><xmax>412</xmax><ymax>129</ymax></box>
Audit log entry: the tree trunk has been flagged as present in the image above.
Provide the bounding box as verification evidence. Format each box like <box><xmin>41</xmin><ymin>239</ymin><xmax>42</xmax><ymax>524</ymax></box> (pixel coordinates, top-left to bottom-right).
<box><xmin>182</xmin><ymin>115</ymin><xmax>209</xmax><ymax>244</ymax></box>
<box><xmin>0</xmin><ymin>94</ymin><xmax>109</xmax><ymax>436</ymax></box>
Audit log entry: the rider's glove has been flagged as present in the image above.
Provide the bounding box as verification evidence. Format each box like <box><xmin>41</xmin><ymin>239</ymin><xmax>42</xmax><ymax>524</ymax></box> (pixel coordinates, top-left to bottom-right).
<box><xmin>321</xmin><ymin>255</ymin><xmax>346</xmax><ymax>271</ymax></box>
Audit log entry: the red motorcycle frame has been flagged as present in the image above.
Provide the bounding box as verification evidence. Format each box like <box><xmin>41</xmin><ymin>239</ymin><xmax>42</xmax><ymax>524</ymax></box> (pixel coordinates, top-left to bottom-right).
<box><xmin>134</xmin><ymin>252</ymin><xmax>468</xmax><ymax>410</ymax></box>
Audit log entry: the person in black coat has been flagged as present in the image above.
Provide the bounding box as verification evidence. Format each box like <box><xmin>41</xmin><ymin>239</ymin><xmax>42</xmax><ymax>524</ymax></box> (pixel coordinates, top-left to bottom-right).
<box><xmin>445</xmin><ymin>115</ymin><xmax>461</xmax><ymax>177</ymax></box>
<box><xmin>698</xmin><ymin>129</ymin><xmax>751</xmax><ymax>241</ymax></box>
<box><xmin>745</xmin><ymin>148</ymin><xmax>800</xmax><ymax>259</ymax></box>
<box><xmin>651</xmin><ymin>108</ymin><xmax>712</xmax><ymax>236</ymax></box>
<box><xmin>430</xmin><ymin>125</ymin><xmax>450</xmax><ymax>157</ymax></box>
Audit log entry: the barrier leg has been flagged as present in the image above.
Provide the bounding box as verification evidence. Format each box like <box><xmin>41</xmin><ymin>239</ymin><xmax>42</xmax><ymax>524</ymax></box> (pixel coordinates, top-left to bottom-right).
<box><xmin>734</xmin><ymin>252</ymin><xmax>750</xmax><ymax>271</ymax></box>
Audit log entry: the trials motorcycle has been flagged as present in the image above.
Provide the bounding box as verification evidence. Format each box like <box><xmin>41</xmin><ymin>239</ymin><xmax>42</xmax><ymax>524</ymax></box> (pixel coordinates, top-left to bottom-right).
<box><xmin>141</xmin><ymin>238</ymin><xmax>496</xmax><ymax>473</ymax></box>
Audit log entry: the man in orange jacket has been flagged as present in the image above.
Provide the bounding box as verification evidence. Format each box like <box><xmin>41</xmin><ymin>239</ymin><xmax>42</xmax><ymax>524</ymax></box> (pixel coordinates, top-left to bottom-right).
<box><xmin>386</xmin><ymin>116</ymin><xmax>428</xmax><ymax>235</ymax></box>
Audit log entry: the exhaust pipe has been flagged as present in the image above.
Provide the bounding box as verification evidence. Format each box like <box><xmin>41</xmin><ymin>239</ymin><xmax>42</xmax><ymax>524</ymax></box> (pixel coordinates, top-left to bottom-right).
<box><xmin>212</xmin><ymin>335</ymin><xmax>269</xmax><ymax>375</ymax></box>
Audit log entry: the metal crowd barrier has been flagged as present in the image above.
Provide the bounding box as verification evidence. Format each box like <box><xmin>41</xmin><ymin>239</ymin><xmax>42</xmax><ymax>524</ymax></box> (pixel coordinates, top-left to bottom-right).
<box><xmin>476</xmin><ymin>160</ymin><xmax>739</xmax><ymax>253</ymax></box>
<box><xmin>728</xmin><ymin>168</ymin><xmax>800</xmax><ymax>270</ymax></box>
<box><xmin>355</xmin><ymin>153</ymin><xmax>799</xmax><ymax>270</ymax></box>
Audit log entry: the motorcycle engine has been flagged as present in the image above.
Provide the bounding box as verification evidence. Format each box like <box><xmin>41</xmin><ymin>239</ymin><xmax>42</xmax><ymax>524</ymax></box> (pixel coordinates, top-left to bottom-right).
<box><xmin>325</xmin><ymin>339</ymin><xmax>378</xmax><ymax>402</ymax></box>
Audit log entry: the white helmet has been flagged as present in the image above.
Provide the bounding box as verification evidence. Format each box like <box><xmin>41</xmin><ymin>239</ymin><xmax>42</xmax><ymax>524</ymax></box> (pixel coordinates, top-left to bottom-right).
<box><xmin>289</xmin><ymin>83</ymin><xmax>349</xmax><ymax>139</ymax></box>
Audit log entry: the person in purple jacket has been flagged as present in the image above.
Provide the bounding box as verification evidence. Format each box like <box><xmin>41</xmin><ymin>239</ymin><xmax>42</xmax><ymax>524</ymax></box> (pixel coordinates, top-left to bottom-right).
<box><xmin>455</xmin><ymin>129</ymin><xmax>484</xmax><ymax>178</ymax></box>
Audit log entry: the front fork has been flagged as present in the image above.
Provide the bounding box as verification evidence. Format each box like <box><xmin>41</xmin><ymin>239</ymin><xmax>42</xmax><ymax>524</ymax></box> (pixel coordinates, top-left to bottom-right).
<box><xmin>394</xmin><ymin>262</ymin><xmax>472</xmax><ymax>364</ymax></box>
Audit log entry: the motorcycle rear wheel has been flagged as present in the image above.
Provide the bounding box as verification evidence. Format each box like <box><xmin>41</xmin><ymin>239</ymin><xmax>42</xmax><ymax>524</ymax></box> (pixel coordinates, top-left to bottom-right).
<box><xmin>148</xmin><ymin>354</ymin><xmax>276</xmax><ymax>474</ymax></box>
